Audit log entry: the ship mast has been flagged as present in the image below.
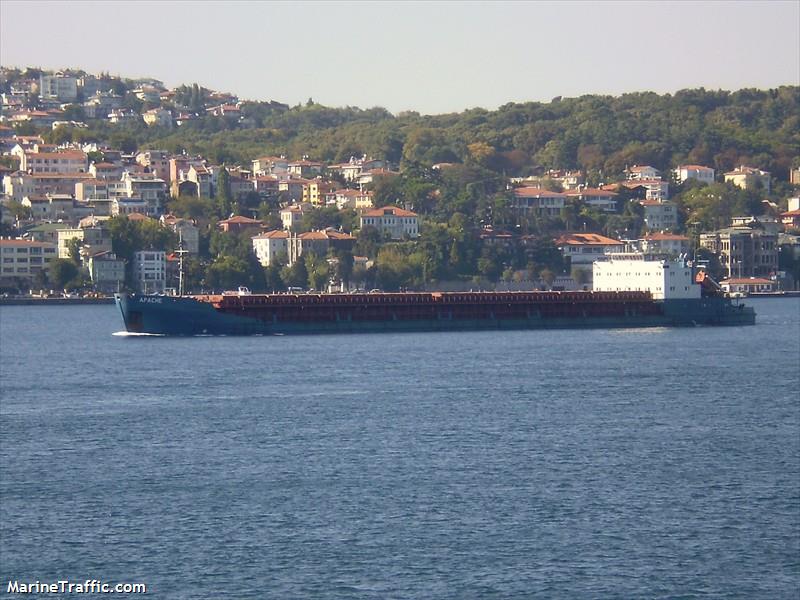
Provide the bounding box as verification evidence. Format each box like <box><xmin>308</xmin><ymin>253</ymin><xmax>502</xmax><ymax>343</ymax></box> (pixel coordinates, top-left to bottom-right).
<box><xmin>175</xmin><ymin>231</ymin><xmax>189</xmax><ymax>296</ymax></box>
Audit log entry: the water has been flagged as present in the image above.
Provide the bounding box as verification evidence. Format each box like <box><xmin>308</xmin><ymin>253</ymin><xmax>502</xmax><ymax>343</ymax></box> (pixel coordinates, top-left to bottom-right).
<box><xmin>1</xmin><ymin>299</ymin><xmax>798</xmax><ymax>599</ymax></box>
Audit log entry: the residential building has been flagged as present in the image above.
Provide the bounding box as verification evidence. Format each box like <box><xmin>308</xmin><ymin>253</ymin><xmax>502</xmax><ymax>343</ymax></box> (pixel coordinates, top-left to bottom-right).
<box><xmin>122</xmin><ymin>172</ymin><xmax>167</xmax><ymax>217</ymax></box>
<box><xmin>89</xmin><ymin>162</ymin><xmax>125</xmax><ymax>180</ymax></box>
<box><xmin>333</xmin><ymin>189</ymin><xmax>374</xmax><ymax>210</ymax></box>
<box><xmin>75</xmin><ymin>179</ymin><xmax>109</xmax><ymax>201</ymax></box>
<box><xmin>674</xmin><ymin>164</ymin><xmax>715</xmax><ymax>185</ymax></box>
<box><xmin>640</xmin><ymin>200</ymin><xmax>678</xmax><ymax>231</ymax></box>
<box><xmin>0</xmin><ymin>239</ymin><xmax>58</xmax><ymax>287</ymax></box>
<box><xmin>253</xmin><ymin>175</ymin><xmax>280</xmax><ymax>199</ymax></box>
<box><xmin>24</xmin><ymin>222</ymin><xmax>72</xmax><ymax>244</ymax></box>
<box><xmin>510</xmin><ymin>187</ymin><xmax>566</xmax><ymax>218</ymax></box>
<box><xmin>251</xmin><ymin>156</ymin><xmax>289</xmax><ymax>177</ymax></box>
<box><xmin>781</xmin><ymin>209</ymin><xmax>800</xmax><ymax>230</ymax></box>
<box><xmin>286</xmin><ymin>229</ymin><xmax>356</xmax><ymax>266</ymax></box>
<box><xmin>252</xmin><ymin>230</ymin><xmax>289</xmax><ymax>266</ymax></box>
<box><xmin>287</xmin><ymin>160</ymin><xmax>324</xmax><ymax>178</ymax></box>
<box><xmin>132</xmin><ymin>250</ymin><xmax>166</xmax><ymax>294</ymax></box>
<box><xmin>280</xmin><ymin>203</ymin><xmax>311</xmax><ymax>230</ymax></box>
<box><xmin>87</xmin><ymin>251</ymin><xmax>125</xmax><ymax>293</ymax></box>
<box><xmin>112</xmin><ymin>197</ymin><xmax>148</xmax><ymax>216</ymax></box>
<box><xmin>20</xmin><ymin>149</ymin><xmax>88</xmax><ymax>174</ymax></box>
<box><xmin>218</xmin><ymin>215</ymin><xmax>262</xmax><ymax>234</ymax></box>
<box><xmin>160</xmin><ymin>215</ymin><xmax>199</xmax><ymax>254</ymax></box>
<box><xmin>555</xmin><ymin>232</ymin><xmax>625</xmax><ymax>267</ymax></box>
<box><xmin>278</xmin><ymin>178</ymin><xmax>309</xmax><ymax>202</ymax></box>
<box><xmin>699</xmin><ymin>226</ymin><xmax>778</xmax><ymax>278</ymax></box>
<box><xmin>565</xmin><ymin>187</ymin><xmax>619</xmax><ymax>213</ymax></box>
<box><xmin>304</xmin><ymin>179</ymin><xmax>337</xmax><ymax>206</ymax></box>
<box><xmin>724</xmin><ymin>165</ymin><xmax>771</xmax><ymax>194</ymax></box>
<box><xmin>23</xmin><ymin>193</ymin><xmax>77</xmax><ymax>222</ymax></box>
<box><xmin>57</xmin><ymin>226</ymin><xmax>111</xmax><ymax>259</ymax></box>
<box><xmin>359</xmin><ymin>206</ymin><xmax>419</xmax><ymax>239</ymax></box>
<box><xmin>39</xmin><ymin>74</ymin><xmax>78</xmax><ymax>102</ymax></box>
<box><xmin>136</xmin><ymin>151</ymin><xmax>171</xmax><ymax>183</ymax></box>
<box><xmin>626</xmin><ymin>165</ymin><xmax>661</xmax><ymax>181</ymax></box>
<box><xmin>639</xmin><ymin>232</ymin><xmax>690</xmax><ymax>257</ymax></box>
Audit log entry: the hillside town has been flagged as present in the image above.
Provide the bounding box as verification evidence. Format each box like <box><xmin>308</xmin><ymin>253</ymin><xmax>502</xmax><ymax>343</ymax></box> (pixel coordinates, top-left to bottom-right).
<box><xmin>1</xmin><ymin>68</ymin><xmax>799</xmax><ymax>297</ymax></box>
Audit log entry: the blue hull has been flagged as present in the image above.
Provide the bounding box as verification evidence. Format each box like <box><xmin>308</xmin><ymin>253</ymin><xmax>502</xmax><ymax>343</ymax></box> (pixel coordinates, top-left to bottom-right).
<box><xmin>115</xmin><ymin>293</ymin><xmax>755</xmax><ymax>336</ymax></box>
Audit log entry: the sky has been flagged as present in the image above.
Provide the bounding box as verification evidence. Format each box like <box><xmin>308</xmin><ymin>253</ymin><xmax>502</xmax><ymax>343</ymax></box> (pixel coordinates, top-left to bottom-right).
<box><xmin>1</xmin><ymin>0</ymin><xmax>798</xmax><ymax>115</ymax></box>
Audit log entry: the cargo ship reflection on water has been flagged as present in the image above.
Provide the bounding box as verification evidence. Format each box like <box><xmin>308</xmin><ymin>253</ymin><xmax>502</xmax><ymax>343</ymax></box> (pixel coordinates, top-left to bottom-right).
<box><xmin>114</xmin><ymin>255</ymin><xmax>755</xmax><ymax>336</ymax></box>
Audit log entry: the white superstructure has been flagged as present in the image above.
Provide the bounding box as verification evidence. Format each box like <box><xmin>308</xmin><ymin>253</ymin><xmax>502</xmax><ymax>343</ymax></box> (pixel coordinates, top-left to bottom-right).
<box><xmin>593</xmin><ymin>253</ymin><xmax>700</xmax><ymax>300</ymax></box>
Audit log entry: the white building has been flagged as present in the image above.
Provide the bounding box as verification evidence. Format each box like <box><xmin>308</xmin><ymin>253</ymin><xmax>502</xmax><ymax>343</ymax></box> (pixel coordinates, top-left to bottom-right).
<box><xmin>626</xmin><ymin>165</ymin><xmax>661</xmax><ymax>181</ymax></box>
<box><xmin>87</xmin><ymin>251</ymin><xmax>125</xmax><ymax>293</ymax></box>
<box><xmin>674</xmin><ymin>164</ymin><xmax>715</xmax><ymax>185</ymax></box>
<box><xmin>511</xmin><ymin>187</ymin><xmax>566</xmax><ymax>218</ymax></box>
<box><xmin>56</xmin><ymin>226</ymin><xmax>112</xmax><ymax>259</ymax></box>
<box><xmin>593</xmin><ymin>254</ymin><xmax>700</xmax><ymax>300</ymax></box>
<box><xmin>133</xmin><ymin>250</ymin><xmax>166</xmax><ymax>294</ymax></box>
<box><xmin>640</xmin><ymin>200</ymin><xmax>677</xmax><ymax>231</ymax></box>
<box><xmin>360</xmin><ymin>206</ymin><xmax>419</xmax><ymax>239</ymax></box>
<box><xmin>39</xmin><ymin>74</ymin><xmax>78</xmax><ymax>102</ymax></box>
<box><xmin>639</xmin><ymin>233</ymin><xmax>691</xmax><ymax>257</ymax></box>
<box><xmin>252</xmin><ymin>230</ymin><xmax>289</xmax><ymax>266</ymax></box>
<box><xmin>555</xmin><ymin>233</ymin><xmax>625</xmax><ymax>267</ymax></box>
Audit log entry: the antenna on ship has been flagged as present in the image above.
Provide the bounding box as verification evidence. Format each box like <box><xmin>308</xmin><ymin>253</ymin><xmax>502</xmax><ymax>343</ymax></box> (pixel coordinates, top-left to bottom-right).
<box><xmin>175</xmin><ymin>231</ymin><xmax>189</xmax><ymax>297</ymax></box>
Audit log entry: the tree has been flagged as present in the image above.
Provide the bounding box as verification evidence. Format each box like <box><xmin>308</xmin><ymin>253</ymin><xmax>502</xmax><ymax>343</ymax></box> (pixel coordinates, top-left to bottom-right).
<box><xmin>304</xmin><ymin>251</ymin><xmax>329</xmax><ymax>291</ymax></box>
<box><xmin>49</xmin><ymin>259</ymin><xmax>79</xmax><ymax>290</ymax></box>
<box><xmin>205</xmin><ymin>255</ymin><xmax>249</xmax><ymax>291</ymax></box>
<box><xmin>216</xmin><ymin>167</ymin><xmax>232</xmax><ymax>217</ymax></box>
<box><xmin>281</xmin><ymin>258</ymin><xmax>308</xmax><ymax>289</ymax></box>
<box><xmin>66</xmin><ymin>237</ymin><xmax>82</xmax><ymax>264</ymax></box>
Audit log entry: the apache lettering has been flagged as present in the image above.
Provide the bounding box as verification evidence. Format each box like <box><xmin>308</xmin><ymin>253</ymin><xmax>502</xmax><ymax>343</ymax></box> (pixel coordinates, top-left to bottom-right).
<box><xmin>139</xmin><ymin>297</ymin><xmax>163</xmax><ymax>304</ymax></box>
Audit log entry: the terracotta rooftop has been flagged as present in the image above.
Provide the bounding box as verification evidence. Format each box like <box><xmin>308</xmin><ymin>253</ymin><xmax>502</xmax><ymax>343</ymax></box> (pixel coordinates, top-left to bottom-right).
<box><xmin>361</xmin><ymin>206</ymin><xmax>418</xmax><ymax>218</ymax></box>
<box><xmin>555</xmin><ymin>233</ymin><xmax>623</xmax><ymax>246</ymax></box>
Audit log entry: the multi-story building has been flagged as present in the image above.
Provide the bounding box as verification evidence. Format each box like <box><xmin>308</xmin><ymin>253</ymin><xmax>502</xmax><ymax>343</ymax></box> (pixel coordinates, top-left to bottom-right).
<box><xmin>87</xmin><ymin>251</ymin><xmax>126</xmax><ymax>293</ymax></box>
<box><xmin>510</xmin><ymin>187</ymin><xmax>566</xmax><ymax>218</ymax></box>
<box><xmin>565</xmin><ymin>187</ymin><xmax>619</xmax><ymax>213</ymax></box>
<box><xmin>303</xmin><ymin>179</ymin><xmax>337</xmax><ymax>206</ymax></box>
<box><xmin>333</xmin><ymin>189</ymin><xmax>374</xmax><ymax>210</ymax></box>
<box><xmin>625</xmin><ymin>165</ymin><xmax>661</xmax><ymax>181</ymax></box>
<box><xmin>286</xmin><ymin>229</ymin><xmax>356</xmax><ymax>266</ymax></box>
<box><xmin>20</xmin><ymin>149</ymin><xmax>88</xmax><ymax>174</ymax></box>
<box><xmin>142</xmin><ymin>108</ymin><xmax>173</xmax><ymax>128</ymax></box>
<box><xmin>724</xmin><ymin>165</ymin><xmax>771</xmax><ymax>194</ymax></box>
<box><xmin>132</xmin><ymin>250</ymin><xmax>166</xmax><ymax>294</ymax></box>
<box><xmin>554</xmin><ymin>233</ymin><xmax>625</xmax><ymax>267</ymax></box>
<box><xmin>160</xmin><ymin>215</ymin><xmax>199</xmax><ymax>254</ymax></box>
<box><xmin>280</xmin><ymin>203</ymin><xmax>311</xmax><ymax>230</ymax></box>
<box><xmin>639</xmin><ymin>232</ymin><xmax>691</xmax><ymax>257</ymax></box>
<box><xmin>136</xmin><ymin>151</ymin><xmax>171</xmax><ymax>183</ymax></box>
<box><xmin>39</xmin><ymin>74</ymin><xmax>78</xmax><ymax>102</ymax></box>
<box><xmin>57</xmin><ymin>226</ymin><xmax>112</xmax><ymax>259</ymax></box>
<box><xmin>359</xmin><ymin>206</ymin><xmax>419</xmax><ymax>239</ymax></box>
<box><xmin>121</xmin><ymin>172</ymin><xmax>168</xmax><ymax>217</ymax></box>
<box><xmin>640</xmin><ymin>200</ymin><xmax>678</xmax><ymax>231</ymax></box>
<box><xmin>0</xmin><ymin>239</ymin><xmax>58</xmax><ymax>287</ymax></box>
<box><xmin>287</xmin><ymin>160</ymin><xmax>324</xmax><ymax>178</ymax></box>
<box><xmin>251</xmin><ymin>156</ymin><xmax>289</xmax><ymax>177</ymax></box>
<box><xmin>699</xmin><ymin>226</ymin><xmax>778</xmax><ymax>278</ymax></box>
<box><xmin>674</xmin><ymin>164</ymin><xmax>715</xmax><ymax>185</ymax></box>
<box><xmin>252</xmin><ymin>230</ymin><xmax>290</xmax><ymax>266</ymax></box>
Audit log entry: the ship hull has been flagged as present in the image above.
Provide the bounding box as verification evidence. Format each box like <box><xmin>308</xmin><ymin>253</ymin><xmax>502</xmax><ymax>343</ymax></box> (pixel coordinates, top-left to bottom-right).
<box><xmin>115</xmin><ymin>292</ymin><xmax>755</xmax><ymax>336</ymax></box>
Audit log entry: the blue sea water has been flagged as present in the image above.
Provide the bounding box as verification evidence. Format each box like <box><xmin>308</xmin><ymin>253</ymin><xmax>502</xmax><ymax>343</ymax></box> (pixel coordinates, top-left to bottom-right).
<box><xmin>0</xmin><ymin>298</ymin><xmax>798</xmax><ymax>599</ymax></box>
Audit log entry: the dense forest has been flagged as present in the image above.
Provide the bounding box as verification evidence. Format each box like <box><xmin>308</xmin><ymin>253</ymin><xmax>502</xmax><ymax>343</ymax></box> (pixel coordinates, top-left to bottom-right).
<box><xmin>41</xmin><ymin>86</ymin><xmax>798</xmax><ymax>184</ymax></box>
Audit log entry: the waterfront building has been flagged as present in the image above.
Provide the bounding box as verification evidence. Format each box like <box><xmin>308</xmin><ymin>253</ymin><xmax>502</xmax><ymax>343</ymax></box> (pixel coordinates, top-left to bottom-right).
<box><xmin>719</xmin><ymin>277</ymin><xmax>777</xmax><ymax>294</ymax></box>
<box><xmin>640</xmin><ymin>200</ymin><xmax>678</xmax><ymax>231</ymax></box>
<box><xmin>699</xmin><ymin>226</ymin><xmax>778</xmax><ymax>279</ymax></box>
<box><xmin>132</xmin><ymin>250</ymin><xmax>166</xmax><ymax>294</ymax></box>
<box><xmin>0</xmin><ymin>238</ymin><xmax>57</xmax><ymax>288</ymax></box>
<box><xmin>87</xmin><ymin>251</ymin><xmax>125</xmax><ymax>293</ymax></box>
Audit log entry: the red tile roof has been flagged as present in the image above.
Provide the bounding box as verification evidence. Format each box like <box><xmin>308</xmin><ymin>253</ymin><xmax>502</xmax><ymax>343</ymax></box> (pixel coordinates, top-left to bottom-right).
<box><xmin>643</xmin><ymin>233</ymin><xmax>689</xmax><ymax>241</ymax></box>
<box><xmin>361</xmin><ymin>206</ymin><xmax>418</xmax><ymax>218</ymax></box>
<box><xmin>555</xmin><ymin>233</ymin><xmax>623</xmax><ymax>246</ymax></box>
<box><xmin>513</xmin><ymin>187</ymin><xmax>566</xmax><ymax>198</ymax></box>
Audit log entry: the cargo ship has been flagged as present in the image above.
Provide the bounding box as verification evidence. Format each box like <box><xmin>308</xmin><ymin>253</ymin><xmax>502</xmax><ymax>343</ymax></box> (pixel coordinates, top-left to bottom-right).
<box><xmin>114</xmin><ymin>255</ymin><xmax>755</xmax><ymax>335</ymax></box>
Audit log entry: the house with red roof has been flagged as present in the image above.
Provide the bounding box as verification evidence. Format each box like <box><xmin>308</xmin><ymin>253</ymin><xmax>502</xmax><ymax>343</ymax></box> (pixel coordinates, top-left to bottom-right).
<box><xmin>554</xmin><ymin>232</ymin><xmax>624</xmax><ymax>266</ymax></box>
<box><xmin>360</xmin><ymin>206</ymin><xmax>419</xmax><ymax>239</ymax></box>
<box><xmin>218</xmin><ymin>215</ymin><xmax>263</xmax><ymax>234</ymax></box>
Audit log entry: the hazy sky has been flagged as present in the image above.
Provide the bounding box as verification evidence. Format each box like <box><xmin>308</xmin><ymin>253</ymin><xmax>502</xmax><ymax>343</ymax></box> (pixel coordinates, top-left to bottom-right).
<box><xmin>1</xmin><ymin>1</ymin><xmax>798</xmax><ymax>115</ymax></box>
